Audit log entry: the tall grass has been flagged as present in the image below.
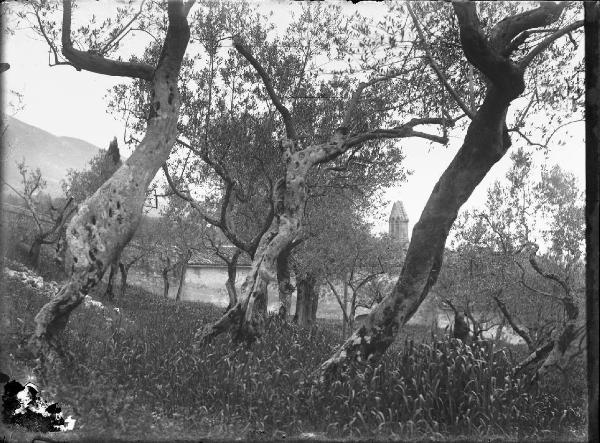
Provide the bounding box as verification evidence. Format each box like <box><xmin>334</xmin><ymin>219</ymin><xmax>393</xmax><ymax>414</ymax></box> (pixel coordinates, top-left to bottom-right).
<box><xmin>1</xmin><ymin>271</ymin><xmax>587</xmax><ymax>440</ymax></box>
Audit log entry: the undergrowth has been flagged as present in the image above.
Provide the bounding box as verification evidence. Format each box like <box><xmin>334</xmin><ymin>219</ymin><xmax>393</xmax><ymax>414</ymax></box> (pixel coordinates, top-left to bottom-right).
<box><xmin>0</xmin><ymin>266</ymin><xmax>587</xmax><ymax>441</ymax></box>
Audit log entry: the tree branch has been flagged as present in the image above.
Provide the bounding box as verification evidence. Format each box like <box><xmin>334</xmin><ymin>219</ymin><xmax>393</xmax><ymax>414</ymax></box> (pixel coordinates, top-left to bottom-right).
<box><xmin>515</xmin><ymin>259</ymin><xmax>560</xmax><ymax>300</ymax></box>
<box><xmin>490</xmin><ymin>2</ymin><xmax>567</xmax><ymax>53</ymax></box>
<box><xmin>326</xmin><ymin>278</ymin><xmax>350</xmax><ymax>324</ymax></box>
<box><xmin>233</xmin><ymin>36</ymin><xmax>297</xmax><ymax>139</ymax></box>
<box><xmin>514</xmin><ymin>340</ymin><xmax>554</xmax><ymax>377</ymax></box>
<box><xmin>452</xmin><ymin>2</ymin><xmax>524</xmax><ymax>95</ymax></box>
<box><xmin>33</xmin><ymin>5</ymin><xmax>72</xmax><ymax>68</ymax></box>
<box><xmin>527</xmin><ymin>245</ymin><xmax>570</xmax><ymax>296</ymax></box>
<box><xmin>519</xmin><ymin>20</ymin><xmax>584</xmax><ymax>69</ymax></box>
<box><xmin>492</xmin><ymin>292</ymin><xmax>533</xmax><ymax>348</ymax></box>
<box><xmin>407</xmin><ymin>3</ymin><xmax>475</xmax><ymax>119</ymax></box>
<box><xmin>61</xmin><ymin>0</ymin><xmax>155</xmax><ymax>80</ymax></box>
<box><xmin>341</xmin><ymin>69</ymin><xmax>408</xmax><ymax>129</ymax></box>
<box><xmin>99</xmin><ymin>0</ymin><xmax>147</xmax><ymax>55</ymax></box>
<box><xmin>342</xmin><ymin>118</ymin><xmax>451</xmax><ymax>151</ymax></box>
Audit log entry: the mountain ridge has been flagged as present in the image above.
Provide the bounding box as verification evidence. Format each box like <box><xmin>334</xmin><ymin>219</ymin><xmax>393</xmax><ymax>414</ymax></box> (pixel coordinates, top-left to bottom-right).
<box><xmin>3</xmin><ymin>116</ymin><xmax>105</xmax><ymax>197</ymax></box>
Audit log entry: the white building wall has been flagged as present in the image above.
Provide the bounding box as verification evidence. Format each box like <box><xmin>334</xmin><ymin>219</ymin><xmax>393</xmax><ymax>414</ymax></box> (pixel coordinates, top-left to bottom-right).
<box><xmin>182</xmin><ymin>266</ymin><xmax>279</xmax><ymax>309</ymax></box>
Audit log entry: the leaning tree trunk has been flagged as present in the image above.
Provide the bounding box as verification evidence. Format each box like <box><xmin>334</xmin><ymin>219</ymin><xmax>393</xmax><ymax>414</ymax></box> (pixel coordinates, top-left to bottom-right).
<box><xmin>317</xmin><ymin>2</ymin><xmax>576</xmax><ymax>382</ymax></box>
<box><xmin>318</xmin><ymin>88</ymin><xmax>520</xmax><ymax>379</ymax></box>
<box><xmin>31</xmin><ymin>1</ymin><xmax>191</xmax><ymax>362</ymax></box>
<box><xmin>197</xmin><ymin>162</ymin><xmax>314</xmax><ymax>343</ymax></box>
<box><xmin>296</xmin><ymin>272</ymin><xmax>317</xmax><ymax>328</ymax></box>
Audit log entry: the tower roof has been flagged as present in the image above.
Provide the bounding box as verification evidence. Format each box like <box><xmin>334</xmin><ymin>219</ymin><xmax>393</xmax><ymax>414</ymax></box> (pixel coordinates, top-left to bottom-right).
<box><xmin>389</xmin><ymin>201</ymin><xmax>408</xmax><ymax>221</ymax></box>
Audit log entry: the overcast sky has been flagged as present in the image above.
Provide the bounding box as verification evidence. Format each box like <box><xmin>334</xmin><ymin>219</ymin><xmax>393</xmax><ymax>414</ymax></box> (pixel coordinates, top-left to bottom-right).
<box><xmin>2</xmin><ymin>0</ymin><xmax>585</xmax><ymax>234</ymax></box>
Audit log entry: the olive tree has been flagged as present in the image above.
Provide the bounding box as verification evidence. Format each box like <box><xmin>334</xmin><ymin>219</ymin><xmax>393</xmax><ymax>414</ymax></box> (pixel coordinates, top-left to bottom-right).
<box><xmin>28</xmin><ymin>0</ymin><xmax>195</xmax><ymax>363</ymax></box>
<box><xmin>318</xmin><ymin>2</ymin><xmax>583</xmax><ymax>380</ymax></box>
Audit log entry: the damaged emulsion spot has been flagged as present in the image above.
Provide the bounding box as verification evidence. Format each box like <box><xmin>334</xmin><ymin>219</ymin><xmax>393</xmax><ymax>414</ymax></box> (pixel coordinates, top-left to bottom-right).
<box><xmin>1</xmin><ymin>373</ymin><xmax>75</xmax><ymax>432</ymax></box>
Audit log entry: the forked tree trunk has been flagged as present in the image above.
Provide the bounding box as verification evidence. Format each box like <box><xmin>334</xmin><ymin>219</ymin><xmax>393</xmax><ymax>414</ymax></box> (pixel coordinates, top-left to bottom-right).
<box><xmin>317</xmin><ymin>2</ymin><xmax>574</xmax><ymax>381</ymax></box>
<box><xmin>31</xmin><ymin>1</ymin><xmax>191</xmax><ymax>362</ymax></box>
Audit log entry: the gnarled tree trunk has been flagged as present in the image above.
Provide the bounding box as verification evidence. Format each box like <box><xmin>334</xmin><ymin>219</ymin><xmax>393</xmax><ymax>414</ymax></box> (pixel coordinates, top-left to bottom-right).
<box><xmin>31</xmin><ymin>0</ymin><xmax>192</xmax><ymax>363</ymax></box>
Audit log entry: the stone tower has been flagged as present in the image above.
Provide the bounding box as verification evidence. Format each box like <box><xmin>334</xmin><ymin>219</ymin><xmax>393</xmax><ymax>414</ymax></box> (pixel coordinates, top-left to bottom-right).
<box><xmin>389</xmin><ymin>201</ymin><xmax>409</xmax><ymax>246</ymax></box>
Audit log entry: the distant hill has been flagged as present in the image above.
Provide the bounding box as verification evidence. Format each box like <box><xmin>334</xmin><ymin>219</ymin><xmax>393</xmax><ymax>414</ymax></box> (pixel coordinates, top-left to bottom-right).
<box><xmin>2</xmin><ymin>116</ymin><xmax>103</xmax><ymax>196</ymax></box>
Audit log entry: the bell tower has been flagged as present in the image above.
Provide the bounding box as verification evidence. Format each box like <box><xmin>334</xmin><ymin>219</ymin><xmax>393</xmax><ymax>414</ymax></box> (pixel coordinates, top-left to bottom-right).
<box><xmin>389</xmin><ymin>201</ymin><xmax>409</xmax><ymax>246</ymax></box>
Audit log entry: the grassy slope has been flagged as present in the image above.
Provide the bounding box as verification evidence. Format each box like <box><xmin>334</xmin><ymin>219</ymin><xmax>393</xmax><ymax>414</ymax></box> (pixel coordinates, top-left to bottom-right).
<box><xmin>0</xmin><ymin>264</ymin><xmax>588</xmax><ymax>441</ymax></box>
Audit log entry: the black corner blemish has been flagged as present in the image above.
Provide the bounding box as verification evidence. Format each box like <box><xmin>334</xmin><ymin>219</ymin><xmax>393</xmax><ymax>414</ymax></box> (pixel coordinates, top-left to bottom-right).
<box><xmin>109</xmin><ymin>208</ymin><xmax>114</xmax><ymax>218</ymax></box>
<box><xmin>91</xmin><ymin>215</ymin><xmax>96</xmax><ymax>225</ymax></box>
<box><xmin>168</xmin><ymin>92</ymin><xmax>175</xmax><ymax>105</ymax></box>
<box><xmin>116</xmin><ymin>201</ymin><xmax>121</xmax><ymax>210</ymax></box>
<box><xmin>2</xmin><ymin>377</ymin><xmax>67</xmax><ymax>432</ymax></box>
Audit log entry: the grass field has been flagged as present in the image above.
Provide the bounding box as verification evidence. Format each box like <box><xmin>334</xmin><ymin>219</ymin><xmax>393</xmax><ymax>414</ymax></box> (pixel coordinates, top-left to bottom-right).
<box><xmin>0</xmin><ymin>261</ymin><xmax>588</xmax><ymax>441</ymax></box>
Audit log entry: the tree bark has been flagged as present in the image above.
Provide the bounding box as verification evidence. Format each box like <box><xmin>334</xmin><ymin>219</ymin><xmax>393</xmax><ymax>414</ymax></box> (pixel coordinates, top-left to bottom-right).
<box><xmin>296</xmin><ymin>272</ymin><xmax>317</xmax><ymax>328</ymax></box>
<box><xmin>162</xmin><ymin>263</ymin><xmax>171</xmax><ymax>300</ymax></box>
<box><xmin>317</xmin><ymin>3</ymin><xmax>574</xmax><ymax>382</ymax></box>
<box><xmin>104</xmin><ymin>260</ymin><xmax>118</xmax><ymax>301</ymax></box>
<box><xmin>119</xmin><ymin>262</ymin><xmax>128</xmax><ymax>298</ymax></box>
<box><xmin>224</xmin><ymin>252</ymin><xmax>240</xmax><ymax>312</ymax></box>
<box><xmin>32</xmin><ymin>1</ymin><xmax>192</xmax><ymax>362</ymax></box>
<box><xmin>276</xmin><ymin>247</ymin><xmax>294</xmax><ymax>318</ymax></box>
<box><xmin>28</xmin><ymin>237</ymin><xmax>43</xmax><ymax>270</ymax></box>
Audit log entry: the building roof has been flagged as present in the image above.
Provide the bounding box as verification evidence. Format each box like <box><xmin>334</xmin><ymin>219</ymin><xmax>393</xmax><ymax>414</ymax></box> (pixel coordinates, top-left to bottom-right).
<box><xmin>389</xmin><ymin>201</ymin><xmax>409</xmax><ymax>221</ymax></box>
<box><xmin>189</xmin><ymin>246</ymin><xmax>252</xmax><ymax>267</ymax></box>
